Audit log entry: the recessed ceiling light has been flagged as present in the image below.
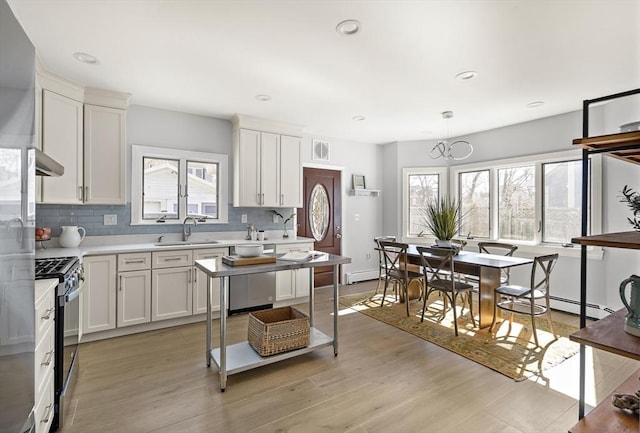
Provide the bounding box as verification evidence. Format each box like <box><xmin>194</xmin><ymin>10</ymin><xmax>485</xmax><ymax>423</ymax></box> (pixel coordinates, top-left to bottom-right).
<box><xmin>455</xmin><ymin>71</ymin><xmax>478</xmax><ymax>81</ymax></box>
<box><xmin>336</xmin><ymin>19</ymin><xmax>361</xmax><ymax>36</ymax></box>
<box><xmin>255</xmin><ymin>94</ymin><xmax>271</xmax><ymax>102</ymax></box>
<box><xmin>352</xmin><ymin>115</ymin><xmax>365</xmax><ymax>121</ymax></box>
<box><xmin>526</xmin><ymin>101</ymin><xmax>544</xmax><ymax>108</ymax></box>
<box><xmin>73</xmin><ymin>52</ymin><xmax>98</xmax><ymax>64</ymax></box>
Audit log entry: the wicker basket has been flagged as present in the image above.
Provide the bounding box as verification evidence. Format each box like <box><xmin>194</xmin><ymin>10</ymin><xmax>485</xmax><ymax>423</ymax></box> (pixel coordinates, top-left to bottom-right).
<box><xmin>248</xmin><ymin>306</ymin><xmax>310</xmax><ymax>356</ymax></box>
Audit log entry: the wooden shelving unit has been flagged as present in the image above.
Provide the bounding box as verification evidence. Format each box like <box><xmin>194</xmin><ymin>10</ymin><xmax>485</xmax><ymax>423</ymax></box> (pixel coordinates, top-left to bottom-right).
<box><xmin>569</xmin><ymin>368</ymin><xmax>640</xmax><ymax>433</ymax></box>
<box><xmin>570</xmin><ymin>90</ymin><xmax>640</xmax><ymax>433</ymax></box>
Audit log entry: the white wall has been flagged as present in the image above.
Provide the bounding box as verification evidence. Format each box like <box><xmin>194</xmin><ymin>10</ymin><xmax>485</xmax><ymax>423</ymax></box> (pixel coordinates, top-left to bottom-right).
<box><xmin>299</xmin><ymin>135</ymin><xmax>383</xmax><ymax>280</ymax></box>
<box><xmin>127</xmin><ymin>105</ymin><xmax>233</xmax><ymax>202</ymax></box>
<box><xmin>386</xmin><ymin>108</ymin><xmax>640</xmax><ymax>314</ymax></box>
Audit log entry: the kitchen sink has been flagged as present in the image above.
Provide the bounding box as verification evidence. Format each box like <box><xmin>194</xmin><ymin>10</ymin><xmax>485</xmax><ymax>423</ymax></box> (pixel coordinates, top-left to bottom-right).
<box><xmin>153</xmin><ymin>240</ymin><xmax>220</xmax><ymax>246</ymax></box>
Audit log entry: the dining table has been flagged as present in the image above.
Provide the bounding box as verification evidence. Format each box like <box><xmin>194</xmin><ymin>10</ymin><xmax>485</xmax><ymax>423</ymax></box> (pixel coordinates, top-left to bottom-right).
<box><xmin>405</xmin><ymin>245</ymin><xmax>533</xmax><ymax>328</ymax></box>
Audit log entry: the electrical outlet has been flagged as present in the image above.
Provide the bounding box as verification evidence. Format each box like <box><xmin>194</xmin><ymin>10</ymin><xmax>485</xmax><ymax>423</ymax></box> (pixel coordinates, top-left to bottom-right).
<box><xmin>354</xmin><ymin>213</ymin><xmax>360</xmax><ymax>222</ymax></box>
<box><xmin>273</xmin><ymin>214</ymin><xmax>279</xmax><ymax>223</ymax></box>
<box><xmin>104</xmin><ymin>214</ymin><xmax>117</xmax><ymax>225</ymax></box>
<box><xmin>241</xmin><ymin>214</ymin><xmax>247</xmax><ymax>224</ymax></box>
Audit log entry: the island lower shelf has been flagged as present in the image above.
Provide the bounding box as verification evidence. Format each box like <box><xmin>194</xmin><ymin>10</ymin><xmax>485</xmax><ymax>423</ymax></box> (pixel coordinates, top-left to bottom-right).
<box><xmin>210</xmin><ymin>327</ymin><xmax>333</xmax><ymax>375</ymax></box>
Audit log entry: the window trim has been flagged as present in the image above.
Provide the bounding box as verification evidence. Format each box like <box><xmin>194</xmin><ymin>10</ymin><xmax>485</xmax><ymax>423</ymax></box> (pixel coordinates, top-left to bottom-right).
<box><xmin>402</xmin><ymin>166</ymin><xmax>448</xmax><ymax>243</ymax></box>
<box><xmin>131</xmin><ymin>145</ymin><xmax>228</xmax><ymax>225</ymax></box>
<box><xmin>450</xmin><ymin>149</ymin><xmax>602</xmax><ymax>258</ymax></box>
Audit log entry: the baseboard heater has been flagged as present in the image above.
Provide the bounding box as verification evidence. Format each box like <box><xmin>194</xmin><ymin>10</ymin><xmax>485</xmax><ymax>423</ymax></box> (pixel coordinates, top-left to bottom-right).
<box><xmin>345</xmin><ymin>270</ymin><xmax>379</xmax><ymax>285</ymax></box>
<box><xmin>549</xmin><ymin>295</ymin><xmax>615</xmax><ymax>320</ymax></box>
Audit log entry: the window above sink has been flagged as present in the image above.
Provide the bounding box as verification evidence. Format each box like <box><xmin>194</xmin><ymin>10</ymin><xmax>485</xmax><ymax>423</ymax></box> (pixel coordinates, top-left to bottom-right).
<box><xmin>131</xmin><ymin>145</ymin><xmax>229</xmax><ymax>225</ymax></box>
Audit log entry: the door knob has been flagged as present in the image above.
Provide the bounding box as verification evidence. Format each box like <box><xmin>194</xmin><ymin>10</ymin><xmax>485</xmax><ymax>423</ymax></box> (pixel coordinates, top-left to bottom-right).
<box><xmin>336</xmin><ymin>233</ymin><xmax>342</xmax><ymax>239</ymax></box>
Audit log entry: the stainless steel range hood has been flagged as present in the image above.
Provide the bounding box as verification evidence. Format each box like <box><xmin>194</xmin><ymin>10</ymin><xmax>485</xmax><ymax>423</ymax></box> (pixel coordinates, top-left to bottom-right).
<box><xmin>35</xmin><ymin>148</ymin><xmax>64</xmax><ymax>176</ymax></box>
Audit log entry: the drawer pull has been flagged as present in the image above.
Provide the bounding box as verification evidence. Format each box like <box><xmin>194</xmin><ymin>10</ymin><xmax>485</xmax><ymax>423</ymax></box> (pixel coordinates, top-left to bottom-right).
<box><xmin>40</xmin><ymin>403</ymin><xmax>53</xmax><ymax>423</ymax></box>
<box><xmin>125</xmin><ymin>259</ymin><xmax>145</xmax><ymax>264</ymax></box>
<box><xmin>41</xmin><ymin>349</ymin><xmax>54</xmax><ymax>366</ymax></box>
<box><xmin>164</xmin><ymin>257</ymin><xmax>183</xmax><ymax>262</ymax></box>
<box><xmin>41</xmin><ymin>307</ymin><xmax>54</xmax><ymax>320</ymax></box>
<box><xmin>201</xmin><ymin>255</ymin><xmax>219</xmax><ymax>259</ymax></box>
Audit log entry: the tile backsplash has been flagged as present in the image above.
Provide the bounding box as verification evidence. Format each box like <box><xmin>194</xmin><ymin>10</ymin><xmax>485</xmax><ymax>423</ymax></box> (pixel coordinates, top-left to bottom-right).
<box><xmin>36</xmin><ymin>203</ymin><xmax>295</xmax><ymax>237</ymax></box>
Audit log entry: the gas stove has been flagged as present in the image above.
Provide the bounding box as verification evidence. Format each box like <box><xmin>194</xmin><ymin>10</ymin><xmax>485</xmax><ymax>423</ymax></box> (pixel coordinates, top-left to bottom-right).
<box><xmin>35</xmin><ymin>256</ymin><xmax>79</xmax><ymax>280</ymax></box>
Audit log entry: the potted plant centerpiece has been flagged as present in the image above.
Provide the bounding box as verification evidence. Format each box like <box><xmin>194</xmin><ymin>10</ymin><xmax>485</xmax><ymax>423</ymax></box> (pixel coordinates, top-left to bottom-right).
<box><xmin>422</xmin><ymin>196</ymin><xmax>463</xmax><ymax>248</ymax></box>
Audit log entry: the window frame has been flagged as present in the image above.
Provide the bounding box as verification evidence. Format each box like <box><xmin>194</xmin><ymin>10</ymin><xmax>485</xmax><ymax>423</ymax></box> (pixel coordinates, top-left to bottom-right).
<box><xmin>402</xmin><ymin>166</ymin><xmax>448</xmax><ymax>243</ymax></box>
<box><xmin>131</xmin><ymin>145</ymin><xmax>228</xmax><ymax>225</ymax></box>
<box><xmin>450</xmin><ymin>149</ymin><xmax>602</xmax><ymax>257</ymax></box>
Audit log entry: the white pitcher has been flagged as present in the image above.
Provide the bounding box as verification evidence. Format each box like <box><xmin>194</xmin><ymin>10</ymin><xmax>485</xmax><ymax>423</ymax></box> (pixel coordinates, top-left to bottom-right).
<box><xmin>59</xmin><ymin>225</ymin><xmax>86</xmax><ymax>248</ymax></box>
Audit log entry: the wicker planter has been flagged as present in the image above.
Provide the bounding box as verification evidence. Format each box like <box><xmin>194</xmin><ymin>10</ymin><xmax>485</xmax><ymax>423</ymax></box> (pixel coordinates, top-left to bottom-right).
<box><xmin>248</xmin><ymin>306</ymin><xmax>310</xmax><ymax>356</ymax></box>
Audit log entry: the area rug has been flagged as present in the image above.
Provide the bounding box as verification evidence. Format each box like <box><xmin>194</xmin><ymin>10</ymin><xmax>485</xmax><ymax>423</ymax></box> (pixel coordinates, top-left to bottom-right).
<box><xmin>339</xmin><ymin>291</ymin><xmax>580</xmax><ymax>381</ymax></box>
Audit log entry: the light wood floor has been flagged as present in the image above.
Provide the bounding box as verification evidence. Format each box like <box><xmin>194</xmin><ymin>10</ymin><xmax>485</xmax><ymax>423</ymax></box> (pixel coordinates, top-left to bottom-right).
<box><xmin>60</xmin><ymin>281</ymin><xmax>639</xmax><ymax>433</ymax></box>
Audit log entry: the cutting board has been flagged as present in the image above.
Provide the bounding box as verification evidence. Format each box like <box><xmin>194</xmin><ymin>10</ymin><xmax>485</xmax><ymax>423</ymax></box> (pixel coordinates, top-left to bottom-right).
<box><xmin>222</xmin><ymin>255</ymin><xmax>277</xmax><ymax>266</ymax></box>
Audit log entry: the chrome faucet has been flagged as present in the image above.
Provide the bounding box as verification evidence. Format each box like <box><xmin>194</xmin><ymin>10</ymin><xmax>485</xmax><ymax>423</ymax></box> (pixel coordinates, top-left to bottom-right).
<box><xmin>182</xmin><ymin>216</ymin><xmax>198</xmax><ymax>241</ymax></box>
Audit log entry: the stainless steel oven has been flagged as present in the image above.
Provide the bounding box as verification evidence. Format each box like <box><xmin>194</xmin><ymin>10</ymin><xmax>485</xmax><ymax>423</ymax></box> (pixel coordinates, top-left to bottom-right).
<box><xmin>35</xmin><ymin>256</ymin><xmax>83</xmax><ymax>431</ymax></box>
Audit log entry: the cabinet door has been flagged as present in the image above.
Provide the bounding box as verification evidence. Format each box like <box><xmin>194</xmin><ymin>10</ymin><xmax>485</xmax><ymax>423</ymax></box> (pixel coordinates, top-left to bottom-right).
<box><xmin>275</xmin><ymin>270</ymin><xmax>296</xmax><ymax>301</ymax></box>
<box><xmin>83</xmin><ymin>255</ymin><xmax>117</xmax><ymax>334</ymax></box>
<box><xmin>260</xmin><ymin>132</ymin><xmax>280</xmax><ymax>207</ymax></box>
<box><xmin>151</xmin><ymin>267</ymin><xmax>193</xmax><ymax>321</ymax></box>
<box><xmin>193</xmin><ymin>248</ymin><xmax>227</xmax><ymax>314</ymax></box>
<box><xmin>117</xmin><ymin>270</ymin><xmax>151</xmax><ymax>327</ymax></box>
<box><xmin>295</xmin><ymin>268</ymin><xmax>311</xmax><ymax>298</ymax></box>
<box><xmin>84</xmin><ymin>104</ymin><xmax>126</xmax><ymax>204</ymax></box>
<box><xmin>41</xmin><ymin>90</ymin><xmax>83</xmax><ymax>204</ymax></box>
<box><xmin>234</xmin><ymin>129</ymin><xmax>261</xmax><ymax>206</ymax></box>
<box><xmin>280</xmin><ymin>135</ymin><xmax>302</xmax><ymax>207</ymax></box>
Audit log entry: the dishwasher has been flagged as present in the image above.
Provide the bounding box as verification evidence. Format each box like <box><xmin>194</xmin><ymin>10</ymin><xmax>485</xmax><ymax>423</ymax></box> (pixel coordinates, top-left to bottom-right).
<box><xmin>228</xmin><ymin>244</ymin><xmax>276</xmax><ymax>315</ymax></box>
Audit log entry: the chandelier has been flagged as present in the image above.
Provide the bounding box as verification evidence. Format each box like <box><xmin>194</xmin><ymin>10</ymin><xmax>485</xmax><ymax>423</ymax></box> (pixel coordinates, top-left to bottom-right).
<box><xmin>430</xmin><ymin>111</ymin><xmax>473</xmax><ymax>160</ymax></box>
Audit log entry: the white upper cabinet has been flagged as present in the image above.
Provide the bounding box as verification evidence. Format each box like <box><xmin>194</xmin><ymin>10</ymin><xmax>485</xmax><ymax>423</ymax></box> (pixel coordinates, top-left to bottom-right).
<box><xmin>84</xmin><ymin>104</ymin><xmax>126</xmax><ymax>204</ymax></box>
<box><xmin>41</xmin><ymin>89</ymin><xmax>84</xmax><ymax>204</ymax></box>
<box><xmin>232</xmin><ymin>114</ymin><xmax>303</xmax><ymax>208</ymax></box>
<box><xmin>38</xmin><ymin>66</ymin><xmax>130</xmax><ymax>204</ymax></box>
<box><xmin>279</xmin><ymin>134</ymin><xmax>302</xmax><ymax>207</ymax></box>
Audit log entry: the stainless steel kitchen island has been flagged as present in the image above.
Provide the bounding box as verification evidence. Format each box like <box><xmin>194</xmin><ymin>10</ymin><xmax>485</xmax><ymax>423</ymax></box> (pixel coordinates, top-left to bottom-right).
<box><xmin>195</xmin><ymin>252</ymin><xmax>351</xmax><ymax>391</ymax></box>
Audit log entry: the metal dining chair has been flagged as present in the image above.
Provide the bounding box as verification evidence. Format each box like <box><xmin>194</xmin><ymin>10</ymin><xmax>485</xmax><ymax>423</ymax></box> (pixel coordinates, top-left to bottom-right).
<box><xmin>489</xmin><ymin>253</ymin><xmax>559</xmax><ymax>346</ymax></box>
<box><xmin>478</xmin><ymin>242</ymin><xmax>518</xmax><ymax>285</ymax></box>
<box><xmin>417</xmin><ymin>246</ymin><xmax>476</xmax><ymax>335</ymax></box>
<box><xmin>378</xmin><ymin>241</ymin><xmax>423</xmax><ymax>317</ymax></box>
<box><xmin>373</xmin><ymin>236</ymin><xmax>397</xmax><ymax>297</ymax></box>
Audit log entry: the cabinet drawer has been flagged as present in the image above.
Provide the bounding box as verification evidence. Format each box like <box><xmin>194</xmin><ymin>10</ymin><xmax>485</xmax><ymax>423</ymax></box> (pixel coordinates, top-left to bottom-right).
<box><xmin>118</xmin><ymin>252</ymin><xmax>151</xmax><ymax>271</ymax></box>
<box><xmin>152</xmin><ymin>250</ymin><xmax>193</xmax><ymax>269</ymax></box>
<box><xmin>34</xmin><ymin>368</ymin><xmax>54</xmax><ymax>433</ymax></box>
<box><xmin>194</xmin><ymin>247</ymin><xmax>228</xmax><ymax>263</ymax></box>
<box><xmin>34</xmin><ymin>325</ymin><xmax>54</xmax><ymax>398</ymax></box>
<box><xmin>277</xmin><ymin>243</ymin><xmax>313</xmax><ymax>254</ymax></box>
<box><xmin>35</xmin><ymin>285</ymin><xmax>55</xmax><ymax>342</ymax></box>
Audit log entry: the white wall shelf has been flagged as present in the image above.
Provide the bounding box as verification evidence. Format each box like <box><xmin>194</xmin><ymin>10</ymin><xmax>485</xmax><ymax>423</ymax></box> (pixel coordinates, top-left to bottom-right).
<box><xmin>348</xmin><ymin>189</ymin><xmax>379</xmax><ymax>197</ymax></box>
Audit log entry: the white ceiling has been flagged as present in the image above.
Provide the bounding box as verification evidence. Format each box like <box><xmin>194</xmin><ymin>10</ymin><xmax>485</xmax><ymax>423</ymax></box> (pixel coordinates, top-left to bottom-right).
<box><xmin>7</xmin><ymin>0</ymin><xmax>640</xmax><ymax>144</ymax></box>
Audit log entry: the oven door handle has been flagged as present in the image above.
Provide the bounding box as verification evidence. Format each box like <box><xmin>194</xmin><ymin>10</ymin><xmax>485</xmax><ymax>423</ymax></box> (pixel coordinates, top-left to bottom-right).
<box><xmin>65</xmin><ymin>286</ymin><xmax>82</xmax><ymax>303</ymax></box>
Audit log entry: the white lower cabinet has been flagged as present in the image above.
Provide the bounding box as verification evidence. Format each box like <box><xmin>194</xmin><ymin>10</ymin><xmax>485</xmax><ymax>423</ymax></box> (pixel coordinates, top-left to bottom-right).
<box><xmin>117</xmin><ymin>270</ymin><xmax>151</xmax><ymax>327</ymax></box>
<box><xmin>117</xmin><ymin>252</ymin><xmax>152</xmax><ymax>327</ymax></box>
<box><xmin>151</xmin><ymin>267</ymin><xmax>193</xmax><ymax>321</ymax></box>
<box><xmin>34</xmin><ymin>279</ymin><xmax>56</xmax><ymax>433</ymax></box>
<box><xmin>193</xmin><ymin>248</ymin><xmax>227</xmax><ymax>314</ymax></box>
<box><xmin>275</xmin><ymin>243</ymin><xmax>313</xmax><ymax>301</ymax></box>
<box><xmin>83</xmin><ymin>255</ymin><xmax>117</xmax><ymax>334</ymax></box>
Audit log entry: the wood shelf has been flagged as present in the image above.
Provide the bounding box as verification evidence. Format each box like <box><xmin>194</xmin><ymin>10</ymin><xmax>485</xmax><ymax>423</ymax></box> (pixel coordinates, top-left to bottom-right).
<box><xmin>569</xmin><ymin>368</ymin><xmax>640</xmax><ymax>433</ymax></box>
<box><xmin>570</xmin><ymin>309</ymin><xmax>640</xmax><ymax>361</ymax></box>
<box><xmin>573</xmin><ymin>131</ymin><xmax>640</xmax><ymax>165</ymax></box>
<box><xmin>571</xmin><ymin>231</ymin><xmax>640</xmax><ymax>250</ymax></box>
<box><xmin>348</xmin><ymin>189</ymin><xmax>379</xmax><ymax>197</ymax></box>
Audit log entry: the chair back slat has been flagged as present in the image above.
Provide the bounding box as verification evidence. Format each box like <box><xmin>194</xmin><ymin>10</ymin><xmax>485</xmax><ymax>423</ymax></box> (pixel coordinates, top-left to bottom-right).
<box><xmin>531</xmin><ymin>253</ymin><xmax>558</xmax><ymax>294</ymax></box>
<box><xmin>378</xmin><ymin>240</ymin><xmax>409</xmax><ymax>280</ymax></box>
<box><xmin>416</xmin><ymin>246</ymin><xmax>456</xmax><ymax>289</ymax></box>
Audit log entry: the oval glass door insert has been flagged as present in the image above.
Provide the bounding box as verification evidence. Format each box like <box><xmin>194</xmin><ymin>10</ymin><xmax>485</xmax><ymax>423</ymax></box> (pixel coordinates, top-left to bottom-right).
<box><xmin>309</xmin><ymin>183</ymin><xmax>330</xmax><ymax>241</ymax></box>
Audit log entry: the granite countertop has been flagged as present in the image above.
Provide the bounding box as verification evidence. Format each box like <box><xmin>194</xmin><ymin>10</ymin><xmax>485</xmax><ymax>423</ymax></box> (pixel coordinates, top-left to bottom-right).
<box><xmin>35</xmin><ymin>236</ymin><xmax>315</xmax><ymax>259</ymax></box>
